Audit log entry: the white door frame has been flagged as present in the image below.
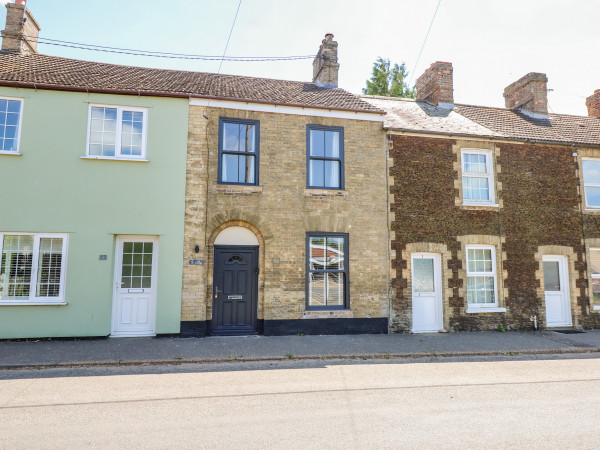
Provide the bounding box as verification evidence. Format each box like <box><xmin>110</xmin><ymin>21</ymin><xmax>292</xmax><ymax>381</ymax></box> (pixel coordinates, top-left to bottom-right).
<box><xmin>543</xmin><ymin>255</ymin><xmax>572</xmax><ymax>328</ymax></box>
<box><xmin>111</xmin><ymin>235</ymin><xmax>159</xmax><ymax>337</ymax></box>
<box><xmin>411</xmin><ymin>252</ymin><xmax>443</xmax><ymax>333</ymax></box>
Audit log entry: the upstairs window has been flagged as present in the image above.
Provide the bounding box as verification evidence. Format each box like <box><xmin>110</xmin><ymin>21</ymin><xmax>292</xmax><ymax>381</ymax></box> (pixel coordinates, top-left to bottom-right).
<box><xmin>307</xmin><ymin>125</ymin><xmax>344</xmax><ymax>189</ymax></box>
<box><xmin>582</xmin><ymin>159</ymin><xmax>600</xmax><ymax>209</ymax></box>
<box><xmin>0</xmin><ymin>97</ymin><xmax>23</xmax><ymax>154</ymax></box>
<box><xmin>0</xmin><ymin>233</ymin><xmax>68</xmax><ymax>305</ymax></box>
<box><xmin>87</xmin><ymin>105</ymin><xmax>147</xmax><ymax>159</ymax></box>
<box><xmin>218</xmin><ymin>118</ymin><xmax>259</xmax><ymax>185</ymax></box>
<box><xmin>461</xmin><ymin>149</ymin><xmax>495</xmax><ymax>204</ymax></box>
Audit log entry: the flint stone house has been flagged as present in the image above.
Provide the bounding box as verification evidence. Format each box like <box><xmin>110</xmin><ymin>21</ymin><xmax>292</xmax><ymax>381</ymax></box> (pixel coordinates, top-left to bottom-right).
<box><xmin>364</xmin><ymin>61</ymin><xmax>600</xmax><ymax>332</ymax></box>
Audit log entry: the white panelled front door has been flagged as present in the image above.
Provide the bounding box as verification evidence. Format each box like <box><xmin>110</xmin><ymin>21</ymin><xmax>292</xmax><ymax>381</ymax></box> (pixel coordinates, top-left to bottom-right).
<box><xmin>412</xmin><ymin>253</ymin><xmax>443</xmax><ymax>333</ymax></box>
<box><xmin>111</xmin><ymin>236</ymin><xmax>158</xmax><ymax>337</ymax></box>
<box><xmin>543</xmin><ymin>255</ymin><xmax>572</xmax><ymax>327</ymax></box>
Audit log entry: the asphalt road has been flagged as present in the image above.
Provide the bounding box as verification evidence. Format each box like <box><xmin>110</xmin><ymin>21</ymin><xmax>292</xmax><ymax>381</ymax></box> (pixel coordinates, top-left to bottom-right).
<box><xmin>1</xmin><ymin>357</ymin><xmax>599</xmax><ymax>449</ymax></box>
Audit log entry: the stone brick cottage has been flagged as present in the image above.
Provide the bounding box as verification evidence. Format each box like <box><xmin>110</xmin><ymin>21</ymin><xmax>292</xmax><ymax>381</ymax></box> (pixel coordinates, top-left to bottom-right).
<box><xmin>364</xmin><ymin>62</ymin><xmax>600</xmax><ymax>332</ymax></box>
<box><xmin>180</xmin><ymin>35</ymin><xmax>390</xmax><ymax>336</ymax></box>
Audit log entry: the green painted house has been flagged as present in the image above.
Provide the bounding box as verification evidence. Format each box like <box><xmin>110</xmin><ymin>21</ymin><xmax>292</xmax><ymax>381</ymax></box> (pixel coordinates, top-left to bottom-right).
<box><xmin>0</xmin><ymin>2</ymin><xmax>189</xmax><ymax>338</ymax></box>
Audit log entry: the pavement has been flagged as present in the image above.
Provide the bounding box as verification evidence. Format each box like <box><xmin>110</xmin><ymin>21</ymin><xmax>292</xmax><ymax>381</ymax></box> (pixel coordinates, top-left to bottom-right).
<box><xmin>1</xmin><ymin>330</ymin><xmax>600</xmax><ymax>369</ymax></box>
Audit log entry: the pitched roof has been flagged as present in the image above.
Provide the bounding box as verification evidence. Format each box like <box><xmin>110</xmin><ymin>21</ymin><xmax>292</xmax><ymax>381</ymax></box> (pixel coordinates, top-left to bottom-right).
<box><xmin>362</xmin><ymin>95</ymin><xmax>600</xmax><ymax>147</ymax></box>
<box><xmin>363</xmin><ymin>96</ymin><xmax>501</xmax><ymax>138</ymax></box>
<box><xmin>0</xmin><ymin>53</ymin><xmax>383</xmax><ymax>114</ymax></box>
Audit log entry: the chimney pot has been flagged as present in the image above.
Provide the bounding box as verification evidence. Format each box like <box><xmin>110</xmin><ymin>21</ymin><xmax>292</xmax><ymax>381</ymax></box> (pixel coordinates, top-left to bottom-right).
<box><xmin>586</xmin><ymin>90</ymin><xmax>600</xmax><ymax>118</ymax></box>
<box><xmin>15</xmin><ymin>1</ymin><xmax>27</xmax><ymax>5</ymax></box>
<box><xmin>504</xmin><ymin>72</ymin><xmax>549</xmax><ymax>118</ymax></box>
<box><xmin>312</xmin><ymin>33</ymin><xmax>339</xmax><ymax>88</ymax></box>
<box><xmin>415</xmin><ymin>61</ymin><xmax>454</xmax><ymax>108</ymax></box>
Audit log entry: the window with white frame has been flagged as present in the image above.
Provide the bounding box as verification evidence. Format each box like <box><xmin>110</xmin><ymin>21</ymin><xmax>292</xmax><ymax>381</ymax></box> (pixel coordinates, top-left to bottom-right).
<box><xmin>466</xmin><ymin>245</ymin><xmax>498</xmax><ymax>308</ymax></box>
<box><xmin>0</xmin><ymin>97</ymin><xmax>23</xmax><ymax>153</ymax></box>
<box><xmin>461</xmin><ymin>149</ymin><xmax>495</xmax><ymax>204</ymax></box>
<box><xmin>589</xmin><ymin>248</ymin><xmax>600</xmax><ymax>309</ymax></box>
<box><xmin>0</xmin><ymin>233</ymin><xmax>68</xmax><ymax>304</ymax></box>
<box><xmin>87</xmin><ymin>105</ymin><xmax>147</xmax><ymax>159</ymax></box>
<box><xmin>582</xmin><ymin>159</ymin><xmax>600</xmax><ymax>209</ymax></box>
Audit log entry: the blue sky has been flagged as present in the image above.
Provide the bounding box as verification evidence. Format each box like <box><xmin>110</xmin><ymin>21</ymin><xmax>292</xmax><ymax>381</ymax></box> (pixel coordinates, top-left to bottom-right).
<box><xmin>10</xmin><ymin>0</ymin><xmax>600</xmax><ymax>115</ymax></box>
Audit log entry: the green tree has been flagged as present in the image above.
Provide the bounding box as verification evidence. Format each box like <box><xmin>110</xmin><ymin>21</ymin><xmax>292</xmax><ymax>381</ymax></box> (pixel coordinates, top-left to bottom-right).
<box><xmin>362</xmin><ymin>57</ymin><xmax>416</xmax><ymax>98</ymax></box>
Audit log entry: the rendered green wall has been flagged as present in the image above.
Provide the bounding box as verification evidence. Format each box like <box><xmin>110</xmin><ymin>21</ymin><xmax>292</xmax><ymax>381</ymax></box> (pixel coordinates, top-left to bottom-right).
<box><xmin>0</xmin><ymin>87</ymin><xmax>188</xmax><ymax>338</ymax></box>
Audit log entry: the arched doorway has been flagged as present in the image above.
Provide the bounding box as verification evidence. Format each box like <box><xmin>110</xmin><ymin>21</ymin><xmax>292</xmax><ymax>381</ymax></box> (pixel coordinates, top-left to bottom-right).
<box><xmin>212</xmin><ymin>227</ymin><xmax>260</xmax><ymax>335</ymax></box>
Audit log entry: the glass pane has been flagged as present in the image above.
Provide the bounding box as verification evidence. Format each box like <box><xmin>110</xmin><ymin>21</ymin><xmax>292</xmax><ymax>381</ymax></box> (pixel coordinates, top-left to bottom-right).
<box><xmin>463</xmin><ymin>153</ymin><xmax>487</xmax><ymax>174</ymax></box>
<box><xmin>223</xmin><ymin>122</ymin><xmax>240</xmax><ymax>151</ymax></box>
<box><xmin>583</xmin><ymin>160</ymin><xmax>600</xmax><ymax>185</ymax></box>
<box><xmin>309</xmin><ymin>159</ymin><xmax>324</xmax><ymax>187</ymax></box>
<box><xmin>543</xmin><ymin>261</ymin><xmax>561</xmax><ymax>291</ymax></box>
<box><xmin>413</xmin><ymin>258</ymin><xmax>434</xmax><ymax>292</ymax></box>
<box><xmin>326</xmin><ymin>272</ymin><xmax>344</xmax><ymax>306</ymax></box>
<box><xmin>7</xmin><ymin>100</ymin><xmax>21</xmax><ymax>113</ymax></box>
<box><xmin>592</xmin><ymin>278</ymin><xmax>600</xmax><ymax>307</ymax></box>
<box><xmin>89</xmin><ymin>107</ymin><xmax>117</xmax><ymax>157</ymax></box>
<box><xmin>467</xmin><ymin>276</ymin><xmax>495</xmax><ymax>304</ymax></box>
<box><xmin>121</xmin><ymin>109</ymin><xmax>144</xmax><ymax>157</ymax></box>
<box><xmin>585</xmin><ymin>187</ymin><xmax>600</xmax><ymax>208</ymax></box>
<box><xmin>238</xmin><ymin>155</ymin><xmax>255</xmax><ymax>184</ymax></box>
<box><xmin>246</xmin><ymin>125</ymin><xmax>256</xmax><ymax>153</ymax></box>
<box><xmin>325</xmin><ymin>131</ymin><xmax>340</xmax><ymax>158</ymax></box>
<box><xmin>310</xmin><ymin>129</ymin><xmax>325</xmax><ymax>157</ymax></box>
<box><xmin>121</xmin><ymin>241</ymin><xmax>152</xmax><ymax>288</ymax></box>
<box><xmin>463</xmin><ymin>176</ymin><xmax>490</xmax><ymax>201</ymax></box>
<box><xmin>467</xmin><ymin>248</ymin><xmax>493</xmax><ymax>274</ymax></box>
<box><xmin>309</xmin><ymin>236</ymin><xmax>326</xmax><ymax>270</ymax></box>
<box><xmin>36</xmin><ymin>238</ymin><xmax>63</xmax><ymax>297</ymax></box>
<box><xmin>325</xmin><ymin>237</ymin><xmax>344</xmax><ymax>270</ymax></box>
<box><xmin>222</xmin><ymin>154</ymin><xmax>239</xmax><ymax>183</ymax></box>
<box><xmin>0</xmin><ymin>235</ymin><xmax>34</xmax><ymax>300</ymax></box>
<box><xmin>324</xmin><ymin>160</ymin><xmax>340</xmax><ymax>188</ymax></box>
<box><xmin>309</xmin><ymin>272</ymin><xmax>326</xmax><ymax>305</ymax></box>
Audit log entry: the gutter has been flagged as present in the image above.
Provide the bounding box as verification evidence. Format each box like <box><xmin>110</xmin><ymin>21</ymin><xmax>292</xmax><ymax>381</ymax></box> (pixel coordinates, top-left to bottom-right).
<box><xmin>0</xmin><ymin>80</ymin><xmax>385</xmax><ymax>116</ymax></box>
<box><xmin>386</xmin><ymin>127</ymin><xmax>600</xmax><ymax>149</ymax></box>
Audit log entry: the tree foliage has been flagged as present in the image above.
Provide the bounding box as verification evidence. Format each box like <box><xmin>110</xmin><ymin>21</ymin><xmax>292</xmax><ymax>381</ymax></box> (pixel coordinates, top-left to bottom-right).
<box><xmin>362</xmin><ymin>57</ymin><xmax>416</xmax><ymax>98</ymax></box>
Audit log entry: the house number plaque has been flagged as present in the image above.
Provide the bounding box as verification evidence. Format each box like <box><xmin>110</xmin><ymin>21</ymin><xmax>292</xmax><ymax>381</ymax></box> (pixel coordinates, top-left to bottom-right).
<box><xmin>189</xmin><ymin>260</ymin><xmax>205</xmax><ymax>265</ymax></box>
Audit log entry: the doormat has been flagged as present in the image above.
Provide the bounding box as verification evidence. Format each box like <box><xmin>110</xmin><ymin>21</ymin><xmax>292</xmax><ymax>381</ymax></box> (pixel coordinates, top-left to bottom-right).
<box><xmin>552</xmin><ymin>330</ymin><xmax>585</xmax><ymax>334</ymax></box>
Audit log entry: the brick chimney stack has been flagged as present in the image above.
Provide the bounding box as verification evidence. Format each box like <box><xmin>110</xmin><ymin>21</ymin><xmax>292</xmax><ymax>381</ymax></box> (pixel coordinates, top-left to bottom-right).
<box><xmin>1</xmin><ymin>0</ymin><xmax>40</xmax><ymax>55</ymax></box>
<box><xmin>415</xmin><ymin>61</ymin><xmax>454</xmax><ymax>108</ymax></box>
<box><xmin>312</xmin><ymin>33</ymin><xmax>339</xmax><ymax>88</ymax></box>
<box><xmin>586</xmin><ymin>90</ymin><xmax>600</xmax><ymax>118</ymax></box>
<box><xmin>503</xmin><ymin>73</ymin><xmax>548</xmax><ymax>118</ymax></box>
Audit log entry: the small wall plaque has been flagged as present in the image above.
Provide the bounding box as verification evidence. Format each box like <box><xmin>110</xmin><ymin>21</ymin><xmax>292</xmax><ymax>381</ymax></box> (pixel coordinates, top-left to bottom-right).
<box><xmin>189</xmin><ymin>259</ymin><xmax>205</xmax><ymax>265</ymax></box>
<box><xmin>99</xmin><ymin>255</ymin><xmax>107</xmax><ymax>260</ymax></box>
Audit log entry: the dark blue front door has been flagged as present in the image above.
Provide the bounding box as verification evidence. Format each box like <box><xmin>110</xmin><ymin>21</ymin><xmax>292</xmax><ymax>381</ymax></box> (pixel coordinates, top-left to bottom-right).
<box><xmin>212</xmin><ymin>246</ymin><xmax>259</xmax><ymax>335</ymax></box>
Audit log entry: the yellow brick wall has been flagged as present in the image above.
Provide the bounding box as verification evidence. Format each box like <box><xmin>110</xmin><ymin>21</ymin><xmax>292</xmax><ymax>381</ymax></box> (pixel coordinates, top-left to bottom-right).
<box><xmin>181</xmin><ymin>105</ymin><xmax>389</xmax><ymax>322</ymax></box>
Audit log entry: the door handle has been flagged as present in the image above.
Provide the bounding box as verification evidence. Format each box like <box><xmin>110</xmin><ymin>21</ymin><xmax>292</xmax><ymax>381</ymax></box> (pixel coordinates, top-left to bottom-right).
<box><xmin>214</xmin><ymin>286</ymin><xmax>222</xmax><ymax>299</ymax></box>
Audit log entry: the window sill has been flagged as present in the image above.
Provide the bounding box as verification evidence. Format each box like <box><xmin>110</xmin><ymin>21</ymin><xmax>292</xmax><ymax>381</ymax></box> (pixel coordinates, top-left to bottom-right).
<box><xmin>0</xmin><ymin>151</ymin><xmax>22</xmax><ymax>156</ymax></box>
<box><xmin>0</xmin><ymin>301</ymin><xmax>67</xmax><ymax>306</ymax></box>
<box><xmin>303</xmin><ymin>309</ymin><xmax>353</xmax><ymax>319</ymax></box>
<box><xmin>466</xmin><ymin>307</ymin><xmax>506</xmax><ymax>314</ymax></box>
<box><xmin>462</xmin><ymin>202</ymin><xmax>499</xmax><ymax>209</ymax></box>
<box><xmin>304</xmin><ymin>189</ymin><xmax>348</xmax><ymax>197</ymax></box>
<box><xmin>215</xmin><ymin>185</ymin><xmax>262</xmax><ymax>194</ymax></box>
<box><xmin>81</xmin><ymin>156</ymin><xmax>149</xmax><ymax>163</ymax></box>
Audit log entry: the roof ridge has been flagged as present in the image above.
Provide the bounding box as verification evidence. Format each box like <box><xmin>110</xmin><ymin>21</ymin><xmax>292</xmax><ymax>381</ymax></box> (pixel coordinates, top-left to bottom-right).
<box><xmin>20</xmin><ymin>53</ymin><xmax>326</xmax><ymax>88</ymax></box>
<box><xmin>455</xmin><ymin>102</ymin><xmax>598</xmax><ymax>122</ymax></box>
